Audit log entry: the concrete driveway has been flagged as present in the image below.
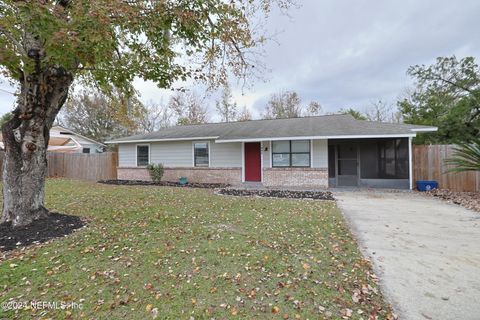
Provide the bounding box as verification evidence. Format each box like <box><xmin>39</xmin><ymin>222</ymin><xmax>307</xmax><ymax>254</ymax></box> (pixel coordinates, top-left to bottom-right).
<box><xmin>335</xmin><ymin>190</ymin><xmax>480</xmax><ymax>320</ymax></box>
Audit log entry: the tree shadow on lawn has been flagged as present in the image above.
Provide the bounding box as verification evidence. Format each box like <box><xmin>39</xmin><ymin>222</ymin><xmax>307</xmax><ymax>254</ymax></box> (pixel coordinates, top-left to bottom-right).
<box><xmin>0</xmin><ymin>212</ymin><xmax>85</xmax><ymax>252</ymax></box>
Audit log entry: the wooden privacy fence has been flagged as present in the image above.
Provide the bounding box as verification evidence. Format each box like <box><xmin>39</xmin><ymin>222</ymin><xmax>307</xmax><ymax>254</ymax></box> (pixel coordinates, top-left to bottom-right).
<box><xmin>0</xmin><ymin>151</ymin><xmax>117</xmax><ymax>181</ymax></box>
<box><xmin>413</xmin><ymin>145</ymin><xmax>480</xmax><ymax>192</ymax></box>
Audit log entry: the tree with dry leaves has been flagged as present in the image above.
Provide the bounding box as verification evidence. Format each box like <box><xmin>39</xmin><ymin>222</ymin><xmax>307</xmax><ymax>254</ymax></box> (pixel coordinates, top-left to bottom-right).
<box><xmin>237</xmin><ymin>105</ymin><xmax>253</xmax><ymax>121</ymax></box>
<box><xmin>169</xmin><ymin>92</ymin><xmax>209</xmax><ymax>125</ymax></box>
<box><xmin>216</xmin><ymin>84</ymin><xmax>239</xmax><ymax>122</ymax></box>
<box><xmin>136</xmin><ymin>101</ymin><xmax>173</xmax><ymax>133</ymax></box>
<box><xmin>58</xmin><ymin>89</ymin><xmax>144</xmax><ymax>141</ymax></box>
<box><xmin>263</xmin><ymin>90</ymin><xmax>322</xmax><ymax>119</ymax></box>
<box><xmin>0</xmin><ymin>0</ymin><xmax>293</xmax><ymax>226</ymax></box>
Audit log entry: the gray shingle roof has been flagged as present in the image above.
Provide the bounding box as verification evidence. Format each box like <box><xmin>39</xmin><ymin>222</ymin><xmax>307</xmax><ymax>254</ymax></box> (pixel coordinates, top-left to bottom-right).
<box><xmin>106</xmin><ymin>114</ymin><xmax>437</xmax><ymax>143</ymax></box>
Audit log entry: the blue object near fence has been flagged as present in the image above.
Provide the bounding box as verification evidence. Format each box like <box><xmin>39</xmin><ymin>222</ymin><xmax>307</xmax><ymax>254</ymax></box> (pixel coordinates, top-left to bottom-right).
<box><xmin>179</xmin><ymin>176</ymin><xmax>188</xmax><ymax>186</ymax></box>
<box><xmin>416</xmin><ymin>180</ymin><xmax>438</xmax><ymax>191</ymax></box>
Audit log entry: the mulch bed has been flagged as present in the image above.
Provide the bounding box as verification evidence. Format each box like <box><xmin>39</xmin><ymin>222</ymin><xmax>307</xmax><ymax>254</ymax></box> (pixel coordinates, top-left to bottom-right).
<box><xmin>99</xmin><ymin>179</ymin><xmax>229</xmax><ymax>189</ymax></box>
<box><xmin>217</xmin><ymin>188</ymin><xmax>335</xmax><ymax>200</ymax></box>
<box><xmin>0</xmin><ymin>213</ymin><xmax>85</xmax><ymax>252</ymax></box>
<box><xmin>423</xmin><ymin>189</ymin><xmax>480</xmax><ymax>213</ymax></box>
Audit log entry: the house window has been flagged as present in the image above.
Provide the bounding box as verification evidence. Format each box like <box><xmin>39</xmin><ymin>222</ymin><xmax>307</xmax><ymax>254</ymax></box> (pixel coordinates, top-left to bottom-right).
<box><xmin>272</xmin><ymin>140</ymin><xmax>310</xmax><ymax>167</ymax></box>
<box><xmin>82</xmin><ymin>148</ymin><xmax>90</xmax><ymax>154</ymax></box>
<box><xmin>194</xmin><ymin>142</ymin><xmax>209</xmax><ymax>167</ymax></box>
<box><xmin>137</xmin><ymin>145</ymin><xmax>149</xmax><ymax>166</ymax></box>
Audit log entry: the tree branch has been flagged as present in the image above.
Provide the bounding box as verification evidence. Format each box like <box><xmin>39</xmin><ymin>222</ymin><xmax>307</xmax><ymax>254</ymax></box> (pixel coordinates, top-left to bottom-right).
<box><xmin>429</xmin><ymin>75</ymin><xmax>480</xmax><ymax>107</ymax></box>
<box><xmin>204</xmin><ymin>12</ymin><xmax>248</xmax><ymax>67</ymax></box>
<box><xmin>0</xmin><ymin>27</ymin><xmax>27</xmax><ymax>57</ymax></box>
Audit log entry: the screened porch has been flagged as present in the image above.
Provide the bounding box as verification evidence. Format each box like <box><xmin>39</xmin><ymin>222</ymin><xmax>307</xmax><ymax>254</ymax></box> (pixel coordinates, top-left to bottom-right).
<box><xmin>328</xmin><ymin>138</ymin><xmax>411</xmax><ymax>189</ymax></box>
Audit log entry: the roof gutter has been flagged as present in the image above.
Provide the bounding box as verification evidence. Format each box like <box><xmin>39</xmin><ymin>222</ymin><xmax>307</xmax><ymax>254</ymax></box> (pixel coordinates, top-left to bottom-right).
<box><xmin>409</xmin><ymin>127</ymin><xmax>438</xmax><ymax>132</ymax></box>
<box><xmin>105</xmin><ymin>136</ymin><xmax>220</xmax><ymax>144</ymax></box>
<box><xmin>215</xmin><ymin>133</ymin><xmax>417</xmax><ymax>143</ymax></box>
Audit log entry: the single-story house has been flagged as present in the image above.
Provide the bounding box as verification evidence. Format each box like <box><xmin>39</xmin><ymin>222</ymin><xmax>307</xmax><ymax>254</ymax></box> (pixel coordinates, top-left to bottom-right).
<box><xmin>49</xmin><ymin>126</ymin><xmax>107</xmax><ymax>153</ymax></box>
<box><xmin>106</xmin><ymin>114</ymin><xmax>437</xmax><ymax>189</ymax></box>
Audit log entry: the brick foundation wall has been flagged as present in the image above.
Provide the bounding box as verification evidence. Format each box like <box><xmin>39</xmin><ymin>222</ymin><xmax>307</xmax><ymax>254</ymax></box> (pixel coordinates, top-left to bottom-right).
<box><xmin>117</xmin><ymin>167</ymin><xmax>242</xmax><ymax>185</ymax></box>
<box><xmin>263</xmin><ymin>168</ymin><xmax>328</xmax><ymax>188</ymax></box>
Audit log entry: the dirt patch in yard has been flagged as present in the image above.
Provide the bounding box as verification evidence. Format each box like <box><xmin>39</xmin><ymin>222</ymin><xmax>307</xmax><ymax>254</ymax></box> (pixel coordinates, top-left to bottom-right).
<box><xmin>0</xmin><ymin>213</ymin><xmax>85</xmax><ymax>252</ymax></box>
<box><xmin>423</xmin><ymin>189</ymin><xmax>480</xmax><ymax>213</ymax></box>
<box><xmin>217</xmin><ymin>188</ymin><xmax>335</xmax><ymax>200</ymax></box>
<box><xmin>99</xmin><ymin>179</ymin><xmax>229</xmax><ymax>189</ymax></box>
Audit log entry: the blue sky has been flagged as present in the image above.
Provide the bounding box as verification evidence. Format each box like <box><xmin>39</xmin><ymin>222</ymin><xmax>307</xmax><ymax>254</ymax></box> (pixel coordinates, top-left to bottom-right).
<box><xmin>1</xmin><ymin>0</ymin><xmax>480</xmax><ymax>119</ymax></box>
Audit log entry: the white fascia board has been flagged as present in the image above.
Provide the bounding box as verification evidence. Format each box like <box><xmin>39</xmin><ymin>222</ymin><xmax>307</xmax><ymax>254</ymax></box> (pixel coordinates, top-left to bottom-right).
<box><xmin>409</xmin><ymin>127</ymin><xmax>438</xmax><ymax>132</ymax></box>
<box><xmin>53</xmin><ymin>125</ymin><xmax>107</xmax><ymax>147</ymax></box>
<box><xmin>105</xmin><ymin>136</ymin><xmax>219</xmax><ymax>144</ymax></box>
<box><xmin>215</xmin><ymin>133</ymin><xmax>416</xmax><ymax>143</ymax></box>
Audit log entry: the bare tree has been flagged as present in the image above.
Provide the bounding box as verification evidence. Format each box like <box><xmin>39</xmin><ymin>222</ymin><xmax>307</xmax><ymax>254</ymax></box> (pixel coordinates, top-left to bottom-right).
<box><xmin>137</xmin><ymin>101</ymin><xmax>172</xmax><ymax>133</ymax></box>
<box><xmin>237</xmin><ymin>105</ymin><xmax>253</xmax><ymax>121</ymax></box>
<box><xmin>263</xmin><ymin>90</ymin><xmax>302</xmax><ymax>119</ymax></box>
<box><xmin>169</xmin><ymin>92</ymin><xmax>209</xmax><ymax>125</ymax></box>
<box><xmin>364</xmin><ymin>100</ymin><xmax>402</xmax><ymax>123</ymax></box>
<box><xmin>216</xmin><ymin>84</ymin><xmax>239</xmax><ymax>122</ymax></box>
<box><xmin>305</xmin><ymin>101</ymin><xmax>323</xmax><ymax>116</ymax></box>
<box><xmin>262</xmin><ymin>90</ymin><xmax>322</xmax><ymax>119</ymax></box>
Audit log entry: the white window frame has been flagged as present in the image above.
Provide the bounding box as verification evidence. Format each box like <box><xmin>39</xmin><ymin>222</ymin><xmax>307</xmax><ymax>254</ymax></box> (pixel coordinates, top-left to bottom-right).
<box><xmin>192</xmin><ymin>141</ymin><xmax>210</xmax><ymax>167</ymax></box>
<box><xmin>271</xmin><ymin>139</ymin><xmax>312</xmax><ymax>168</ymax></box>
<box><xmin>136</xmin><ymin>143</ymin><xmax>150</xmax><ymax>167</ymax></box>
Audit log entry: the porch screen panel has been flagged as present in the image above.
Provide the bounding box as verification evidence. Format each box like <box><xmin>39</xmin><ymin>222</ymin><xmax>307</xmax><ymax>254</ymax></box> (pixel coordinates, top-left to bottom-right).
<box><xmin>360</xmin><ymin>143</ymin><xmax>378</xmax><ymax>178</ymax></box>
<box><xmin>360</xmin><ymin>138</ymin><xmax>408</xmax><ymax>179</ymax></box>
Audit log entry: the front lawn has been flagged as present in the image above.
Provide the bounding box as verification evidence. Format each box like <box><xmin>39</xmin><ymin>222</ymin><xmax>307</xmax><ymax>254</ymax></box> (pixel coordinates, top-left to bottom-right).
<box><xmin>0</xmin><ymin>179</ymin><xmax>392</xmax><ymax>319</ymax></box>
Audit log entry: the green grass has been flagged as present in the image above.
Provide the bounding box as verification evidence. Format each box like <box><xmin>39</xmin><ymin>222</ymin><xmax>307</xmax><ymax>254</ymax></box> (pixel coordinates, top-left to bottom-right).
<box><xmin>0</xmin><ymin>179</ymin><xmax>392</xmax><ymax>319</ymax></box>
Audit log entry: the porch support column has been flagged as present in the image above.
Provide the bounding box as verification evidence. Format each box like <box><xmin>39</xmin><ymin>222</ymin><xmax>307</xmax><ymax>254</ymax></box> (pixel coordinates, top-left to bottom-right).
<box><xmin>241</xmin><ymin>142</ymin><xmax>245</xmax><ymax>182</ymax></box>
<box><xmin>408</xmin><ymin>137</ymin><xmax>413</xmax><ymax>190</ymax></box>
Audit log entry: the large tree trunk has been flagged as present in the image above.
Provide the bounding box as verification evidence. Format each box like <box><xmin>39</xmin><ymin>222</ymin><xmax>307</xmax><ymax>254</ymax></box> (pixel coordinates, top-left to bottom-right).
<box><xmin>1</xmin><ymin>68</ymin><xmax>72</xmax><ymax>227</ymax></box>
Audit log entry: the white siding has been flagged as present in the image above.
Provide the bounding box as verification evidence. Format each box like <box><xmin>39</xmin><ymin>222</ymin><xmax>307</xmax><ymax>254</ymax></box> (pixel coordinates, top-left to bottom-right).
<box><xmin>150</xmin><ymin>141</ymin><xmax>193</xmax><ymax>167</ymax></box>
<box><xmin>118</xmin><ymin>144</ymin><xmax>136</xmax><ymax>166</ymax></box>
<box><xmin>210</xmin><ymin>142</ymin><xmax>242</xmax><ymax>167</ymax></box>
<box><xmin>262</xmin><ymin>141</ymin><xmax>271</xmax><ymax>168</ymax></box>
<box><xmin>118</xmin><ymin>140</ymin><xmax>242</xmax><ymax>168</ymax></box>
<box><xmin>312</xmin><ymin>139</ymin><xmax>328</xmax><ymax>168</ymax></box>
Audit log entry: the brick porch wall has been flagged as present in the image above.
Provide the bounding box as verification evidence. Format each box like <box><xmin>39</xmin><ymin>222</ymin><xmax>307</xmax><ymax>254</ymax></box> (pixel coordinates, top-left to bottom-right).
<box><xmin>263</xmin><ymin>168</ymin><xmax>328</xmax><ymax>188</ymax></box>
<box><xmin>117</xmin><ymin>167</ymin><xmax>242</xmax><ymax>185</ymax></box>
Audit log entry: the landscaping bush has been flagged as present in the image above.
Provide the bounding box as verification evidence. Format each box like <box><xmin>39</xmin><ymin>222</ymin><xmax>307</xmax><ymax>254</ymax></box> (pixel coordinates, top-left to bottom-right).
<box><xmin>146</xmin><ymin>163</ymin><xmax>164</xmax><ymax>182</ymax></box>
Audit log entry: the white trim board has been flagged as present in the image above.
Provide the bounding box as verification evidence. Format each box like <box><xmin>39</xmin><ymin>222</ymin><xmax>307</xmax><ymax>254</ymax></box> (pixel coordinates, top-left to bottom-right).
<box><xmin>408</xmin><ymin>137</ymin><xmax>413</xmax><ymax>190</ymax></box>
<box><xmin>260</xmin><ymin>141</ymin><xmax>264</xmax><ymax>182</ymax></box>
<box><xmin>410</xmin><ymin>127</ymin><xmax>438</xmax><ymax>132</ymax></box>
<box><xmin>215</xmin><ymin>133</ymin><xmax>417</xmax><ymax>143</ymax></box>
<box><xmin>241</xmin><ymin>142</ymin><xmax>245</xmax><ymax>182</ymax></box>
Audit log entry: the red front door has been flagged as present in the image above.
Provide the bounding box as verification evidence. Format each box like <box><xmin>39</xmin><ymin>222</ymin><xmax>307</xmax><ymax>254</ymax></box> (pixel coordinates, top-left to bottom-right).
<box><xmin>244</xmin><ymin>142</ymin><xmax>261</xmax><ymax>182</ymax></box>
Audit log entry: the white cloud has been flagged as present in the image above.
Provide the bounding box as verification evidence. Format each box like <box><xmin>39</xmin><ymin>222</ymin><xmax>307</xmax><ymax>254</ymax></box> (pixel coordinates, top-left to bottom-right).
<box><xmin>1</xmin><ymin>0</ymin><xmax>480</xmax><ymax>119</ymax></box>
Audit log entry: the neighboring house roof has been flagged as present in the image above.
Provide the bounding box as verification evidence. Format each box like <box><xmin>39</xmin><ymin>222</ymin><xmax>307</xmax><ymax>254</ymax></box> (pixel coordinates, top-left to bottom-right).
<box><xmin>52</xmin><ymin>126</ymin><xmax>107</xmax><ymax>147</ymax></box>
<box><xmin>0</xmin><ymin>125</ymin><xmax>106</xmax><ymax>152</ymax></box>
<box><xmin>105</xmin><ymin>114</ymin><xmax>437</xmax><ymax>144</ymax></box>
